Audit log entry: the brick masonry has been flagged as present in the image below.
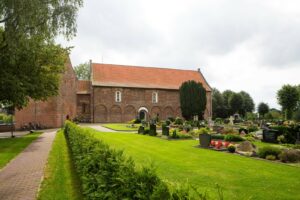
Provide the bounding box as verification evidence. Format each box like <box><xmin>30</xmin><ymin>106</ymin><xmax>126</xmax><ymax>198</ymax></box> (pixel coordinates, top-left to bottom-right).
<box><xmin>14</xmin><ymin>58</ymin><xmax>77</xmax><ymax>129</ymax></box>
<box><xmin>78</xmin><ymin>86</ymin><xmax>212</xmax><ymax>123</ymax></box>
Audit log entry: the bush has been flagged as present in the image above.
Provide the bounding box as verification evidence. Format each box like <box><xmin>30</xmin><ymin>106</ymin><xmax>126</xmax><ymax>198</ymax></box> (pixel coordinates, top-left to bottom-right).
<box><xmin>271</xmin><ymin>125</ymin><xmax>299</xmax><ymax>144</ymax></box>
<box><xmin>224</xmin><ymin>134</ymin><xmax>245</xmax><ymax>142</ymax></box>
<box><xmin>169</xmin><ymin>129</ymin><xmax>192</xmax><ymax>139</ymax></box>
<box><xmin>64</xmin><ymin>121</ymin><xmax>214</xmax><ymax>199</ymax></box>
<box><xmin>266</xmin><ymin>155</ymin><xmax>277</xmax><ymax>161</ymax></box>
<box><xmin>64</xmin><ymin>121</ymin><xmax>168</xmax><ymax>199</ymax></box>
<box><xmin>279</xmin><ymin>149</ymin><xmax>300</xmax><ymax>163</ymax></box>
<box><xmin>174</xmin><ymin>117</ymin><xmax>183</xmax><ymax>125</ymax></box>
<box><xmin>211</xmin><ymin>134</ymin><xmax>225</xmax><ymax>140</ymax></box>
<box><xmin>228</xmin><ymin>145</ymin><xmax>236</xmax><ymax>153</ymax></box>
<box><xmin>222</xmin><ymin>127</ymin><xmax>238</xmax><ymax>135</ymax></box>
<box><xmin>248</xmin><ymin>125</ymin><xmax>259</xmax><ymax>133</ymax></box>
<box><xmin>258</xmin><ymin>146</ymin><xmax>282</xmax><ymax>159</ymax></box>
<box><xmin>190</xmin><ymin>128</ymin><xmax>210</xmax><ymax>138</ymax></box>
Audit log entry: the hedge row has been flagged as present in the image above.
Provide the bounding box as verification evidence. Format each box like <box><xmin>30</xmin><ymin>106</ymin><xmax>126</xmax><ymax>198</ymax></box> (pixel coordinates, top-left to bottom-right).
<box><xmin>64</xmin><ymin>121</ymin><xmax>210</xmax><ymax>200</ymax></box>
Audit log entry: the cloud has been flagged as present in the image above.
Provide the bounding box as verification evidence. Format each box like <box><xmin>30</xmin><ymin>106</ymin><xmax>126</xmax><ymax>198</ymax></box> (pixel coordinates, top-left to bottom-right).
<box><xmin>60</xmin><ymin>0</ymin><xmax>300</xmax><ymax>109</ymax></box>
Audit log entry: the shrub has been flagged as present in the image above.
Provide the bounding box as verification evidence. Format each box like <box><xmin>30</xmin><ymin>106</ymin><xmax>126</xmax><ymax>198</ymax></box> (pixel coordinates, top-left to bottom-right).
<box><xmin>224</xmin><ymin>134</ymin><xmax>245</xmax><ymax>142</ymax></box>
<box><xmin>169</xmin><ymin>129</ymin><xmax>192</xmax><ymax>139</ymax></box>
<box><xmin>277</xmin><ymin>135</ymin><xmax>286</xmax><ymax>144</ymax></box>
<box><xmin>222</xmin><ymin>127</ymin><xmax>238</xmax><ymax>135</ymax></box>
<box><xmin>266</xmin><ymin>155</ymin><xmax>276</xmax><ymax>161</ymax></box>
<box><xmin>248</xmin><ymin>125</ymin><xmax>259</xmax><ymax>133</ymax></box>
<box><xmin>228</xmin><ymin>145</ymin><xmax>236</xmax><ymax>153</ymax></box>
<box><xmin>211</xmin><ymin>134</ymin><xmax>225</xmax><ymax>140</ymax></box>
<box><xmin>279</xmin><ymin>149</ymin><xmax>300</xmax><ymax>163</ymax></box>
<box><xmin>174</xmin><ymin>117</ymin><xmax>183</xmax><ymax>125</ymax></box>
<box><xmin>64</xmin><ymin>121</ymin><xmax>212</xmax><ymax>199</ymax></box>
<box><xmin>64</xmin><ymin>121</ymin><xmax>167</xmax><ymax>199</ymax></box>
<box><xmin>258</xmin><ymin>146</ymin><xmax>282</xmax><ymax>159</ymax></box>
<box><xmin>165</xmin><ymin>120</ymin><xmax>171</xmax><ymax>126</ymax></box>
<box><xmin>190</xmin><ymin>128</ymin><xmax>210</xmax><ymax>138</ymax></box>
<box><xmin>183</xmin><ymin>124</ymin><xmax>192</xmax><ymax>132</ymax></box>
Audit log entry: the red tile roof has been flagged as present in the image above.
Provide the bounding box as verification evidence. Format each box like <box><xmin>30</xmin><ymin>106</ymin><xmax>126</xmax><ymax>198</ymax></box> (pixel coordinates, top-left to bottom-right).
<box><xmin>92</xmin><ymin>63</ymin><xmax>211</xmax><ymax>91</ymax></box>
<box><xmin>77</xmin><ymin>80</ymin><xmax>91</xmax><ymax>94</ymax></box>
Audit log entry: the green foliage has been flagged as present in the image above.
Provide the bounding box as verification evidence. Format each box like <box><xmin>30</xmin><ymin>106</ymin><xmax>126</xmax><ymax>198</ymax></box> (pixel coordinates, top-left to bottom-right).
<box><xmin>0</xmin><ymin>0</ymin><xmax>83</xmax><ymax>108</ymax></box>
<box><xmin>239</xmin><ymin>91</ymin><xmax>255</xmax><ymax>115</ymax></box>
<box><xmin>170</xmin><ymin>129</ymin><xmax>193</xmax><ymax>139</ymax></box>
<box><xmin>74</xmin><ymin>62</ymin><xmax>91</xmax><ymax>80</ymax></box>
<box><xmin>227</xmin><ymin>145</ymin><xmax>236</xmax><ymax>153</ymax></box>
<box><xmin>277</xmin><ymin>84</ymin><xmax>299</xmax><ymax>120</ymax></box>
<box><xmin>279</xmin><ymin>149</ymin><xmax>300</xmax><ymax>163</ymax></box>
<box><xmin>64</xmin><ymin>122</ymin><xmax>208</xmax><ymax>199</ymax></box>
<box><xmin>271</xmin><ymin>125</ymin><xmax>299</xmax><ymax>144</ymax></box>
<box><xmin>212</xmin><ymin>88</ymin><xmax>227</xmax><ymax>119</ymax></box>
<box><xmin>258</xmin><ymin>146</ymin><xmax>282</xmax><ymax>159</ymax></box>
<box><xmin>174</xmin><ymin>117</ymin><xmax>183</xmax><ymax>125</ymax></box>
<box><xmin>229</xmin><ymin>93</ymin><xmax>243</xmax><ymax>115</ymax></box>
<box><xmin>0</xmin><ymin>132</ymin><xmax>41</xmax><ymax>169</ymax></box>
<box><xmin>266</xmin><ymin>155</ymin><xmax>276</xmax><ymax>161</ymax></box>
<box><xmin>37</xmin><ymin>130</ymin><xmax>82</xmax><ymax>200</ymax></box>
<box><xmin>0</xmin><ymin>113</ymin><xmax>12</xmax><ymax>124</ymax></box>
<box><xmin>258</xmin><ymin>102</ymin><xmax>269</xmax><ymax>118</ymax></box>
<box><xmin>64</xmin><ymin>121</ymin><xmax>166</xmax><ymax>199</ymax></box>
<box><xmin>211</xmin><ymin>134</ymin><xmax>225</xmax><ymax>140</ymax></box>
<box><xmin>179</xmin><ymin>80</ymin><xmax>207</xmax><ymax>120</ymax></box>
<box><xmin>224</xmin><ymin>134</ymin><xmax>245</xmax><ymax>142</ymax></box>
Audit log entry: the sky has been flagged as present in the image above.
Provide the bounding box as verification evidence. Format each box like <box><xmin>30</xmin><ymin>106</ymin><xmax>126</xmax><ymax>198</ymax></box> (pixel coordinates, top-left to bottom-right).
<box><xmin>60</xmin><ymin>0</ymin><xmax>300</xmax><ymax>110</ymax></box>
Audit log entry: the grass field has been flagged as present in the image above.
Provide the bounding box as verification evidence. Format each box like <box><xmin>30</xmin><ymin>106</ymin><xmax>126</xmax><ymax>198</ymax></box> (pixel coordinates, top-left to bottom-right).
<box><xmin>90</xmin><ymin>129</ymin><xmax>300</xmax><ymax>200</ymax></box>
<box><xmin>38</xmin><ymin>130</ymin><xmax>82</xmax><ymax>200</ymax></box>
<box><xmin>0</xmin><ymin>132</ymin><xmax>42</xmax><ymax>169</ymax></box>
<box><xmin>102</xmin><ymin>123</ymin><xmax>140</xmax><ymax>131</ymax></box>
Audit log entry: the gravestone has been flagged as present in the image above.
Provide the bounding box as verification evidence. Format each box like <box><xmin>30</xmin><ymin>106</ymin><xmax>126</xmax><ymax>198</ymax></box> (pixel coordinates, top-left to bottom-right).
<box><xmin>229</xmin><ymin>116</ymin><xmax>234</xmax><ymax>125</ymax></box>
<box><xmin>262</xmin><ymin>129</ymin><xmax>279</xmax><ymax>143</ymax></box>
<box><xmin>199</xmin><ymin>133</ymin><xmax>211</xmax><ymax>148</ymax></box>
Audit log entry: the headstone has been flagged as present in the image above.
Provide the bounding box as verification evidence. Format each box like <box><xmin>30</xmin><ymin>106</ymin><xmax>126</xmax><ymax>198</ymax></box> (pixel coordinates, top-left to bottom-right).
<box><xmin>199</xmin><ymin>133</ymin><xmax>211</xmax><ymax>148</ymax></box>
<box><xmin>229</xmin><ymin>116</ymin><xmax>234</xmax><ymax>125</ymax></box>
<box><xmin>262</xmin><ymin>129</ymin><xmax>279</xmax><ymax>143</ymax></box>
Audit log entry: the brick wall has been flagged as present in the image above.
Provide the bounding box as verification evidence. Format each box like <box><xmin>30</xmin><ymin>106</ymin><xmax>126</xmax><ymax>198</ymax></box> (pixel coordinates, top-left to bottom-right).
<box><xmin>14</xmin><ymin>58</ymin><xmax>77</xmax><ymax>129</ymax></box>
<box><xmin>89</xmin><ymin>86</ymin><xmax>212</xmax><ymax>123</ymax></box>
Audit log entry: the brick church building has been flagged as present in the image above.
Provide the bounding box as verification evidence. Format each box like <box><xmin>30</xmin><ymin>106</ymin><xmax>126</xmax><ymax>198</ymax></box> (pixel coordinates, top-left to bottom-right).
<box><xmin>14</xmin><ymin>59</ymin><xmax>212</xmax><ymax>129</ymax></box>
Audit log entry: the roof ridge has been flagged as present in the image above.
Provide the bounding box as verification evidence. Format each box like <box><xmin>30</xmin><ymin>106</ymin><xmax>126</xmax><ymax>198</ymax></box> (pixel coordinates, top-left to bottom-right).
<box><xmin>92</xmin><ymin>63</ymin><xmax>198</xmax><ymax>72</ymax></box>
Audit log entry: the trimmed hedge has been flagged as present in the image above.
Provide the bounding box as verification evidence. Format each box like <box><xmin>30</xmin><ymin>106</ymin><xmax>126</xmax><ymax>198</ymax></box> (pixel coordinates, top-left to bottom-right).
<box><xmin>64</xmin><ymin>121</ymin><xmax>208</xmax><ymax>199</ymax></box>
<box><xmin>211</xmin><ymin>134</ymin><xmax>225</xmax><ymax>140</ymax></box>
<box><xmin>224</xmin><ymin>134</ymin><xmax>245</xmax><ymax>142</ymax></box>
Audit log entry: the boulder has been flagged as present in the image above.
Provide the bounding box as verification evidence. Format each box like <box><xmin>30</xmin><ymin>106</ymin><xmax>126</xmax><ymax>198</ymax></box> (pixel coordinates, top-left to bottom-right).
<box><xmin>237</xmin><ymin>141</ymin><xmax>256</xmax><ymax>152</ymax></box>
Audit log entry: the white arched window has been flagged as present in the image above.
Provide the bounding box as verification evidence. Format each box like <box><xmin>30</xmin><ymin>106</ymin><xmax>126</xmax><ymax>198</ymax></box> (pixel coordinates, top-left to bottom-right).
<box><xmin>115</xmin><ymin>91</ymin><xmax>122</xmax><ymax>102</ymax></box>
<box><xmin>152</xmin><ymin>92</ymin><xmax>158</xmax><ymax>103</ymax></box>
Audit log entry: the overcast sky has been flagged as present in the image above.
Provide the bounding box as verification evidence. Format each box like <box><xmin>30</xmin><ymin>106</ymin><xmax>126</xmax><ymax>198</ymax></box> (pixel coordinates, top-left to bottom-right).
<box><xmin>60</xmin><ymin>0</ymin><xmax>300</xmax><ymax>110</ymax></box>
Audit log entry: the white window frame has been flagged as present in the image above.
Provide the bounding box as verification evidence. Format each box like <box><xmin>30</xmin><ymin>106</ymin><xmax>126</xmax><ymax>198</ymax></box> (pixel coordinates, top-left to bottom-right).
<box><xmin>152</xmin><ymin>92</ymin><xmax>158</xmax><ymax>103</ymax></box>
<box><xmin>115</xmin><ymin>91</ymin><xmax>122</xmax><ymax>102</ymax></box>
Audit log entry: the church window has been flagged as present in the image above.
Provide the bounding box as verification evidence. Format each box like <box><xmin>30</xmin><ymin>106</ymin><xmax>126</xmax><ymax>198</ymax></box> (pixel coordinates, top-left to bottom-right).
<box><xmin>115</xmin><ymin>91</ymin><xmax>122</xmax><ymax>102</ymax></box>
<box><xmin>152</xmin><ymin>92</ymin><xmax>158</xmax><ymax>103</ymax></box>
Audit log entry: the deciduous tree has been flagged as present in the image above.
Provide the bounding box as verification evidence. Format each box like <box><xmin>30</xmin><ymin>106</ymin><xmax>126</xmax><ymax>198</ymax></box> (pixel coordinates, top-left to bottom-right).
<box><xmin>74</xmin><ymin>62</ymin><xmax>91</xmax><ymax>80</ymax></box>
<box><xmin>277</xmin><ymin>85</ymin><xmax>299</xmax><ymax>120</ymax></box>
<box><xmin>258</xmin><ymin>102</ymin><xmax>269</xmax><ymax>119</ymax></box>
<box><xmin>0</xmin><ymin>0</ymin><xmax>83</xmax><ymax>109</ymax></box>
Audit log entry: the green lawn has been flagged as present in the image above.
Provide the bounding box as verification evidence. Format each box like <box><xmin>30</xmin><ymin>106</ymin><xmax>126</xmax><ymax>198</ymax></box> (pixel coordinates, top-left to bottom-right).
<box><xmin>0</xmin><ymin>132</ymin><xmax>42</xmax><ymax>169</ymax></box>
<box><xmin>102</xmin><ymin>123</ymin><xmax>140</xmax><ymax>131</ymax></box>
<box><xmin>38</xmin><ymin>130</ymin><xmax>82</xmax><ymax>200</ymax></box>
<box><xmin>90</xmin><ymin>129</ymin><xmax>300</xmax><ymax>200</ymax></box>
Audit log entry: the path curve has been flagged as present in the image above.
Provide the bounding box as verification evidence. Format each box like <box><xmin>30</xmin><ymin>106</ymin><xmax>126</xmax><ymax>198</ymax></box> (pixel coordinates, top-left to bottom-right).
<box><xmin>0</xmin><ymin>130</ymin><xmax>56</xmax><ymax>200</ymax></box>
